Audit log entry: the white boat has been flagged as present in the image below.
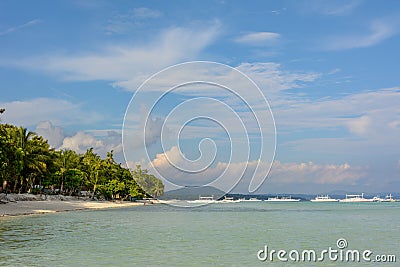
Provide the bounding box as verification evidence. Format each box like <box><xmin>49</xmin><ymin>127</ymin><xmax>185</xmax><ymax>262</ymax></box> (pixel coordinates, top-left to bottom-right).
<box><xmin>248</xmin><ymin>197</ymin><xmax>263</xmax><ymax>202</ymax></box>
<box><xmin>187</xmin><ymin>195</ymin><xmax>217</xmax><ymax>204</ymax></box>
<box><xmin>240</xmin><ymin>197</ymin><xmax>262</xmax><ymax>202</ymax></box>
<box><xmin>381</xmin><ymin>194</ymin><xmax>396</xmax><ymax>202</ymax></box>
<box><xmin>265</xmin><ymin>196</ymin><xmax>300</xmax><ymax>202</ymax></box>
<box><xmin>310</xmin><ymin>195</ymin><xmax>338</xmax><ymax>202</ymax></box>
<box><xmin>339</xmin><ymin>193</ymin><xmax>373</xmax><ymax>203</ymax></box>
<box><xmin>372</xmin><ymin>196</ymin><xmax>383</xmax><ymax>202</ymax></box>
<box><xmin>219</xmin><ymin>196</ymin><xmax>241</xmax><ymax>203</ymax></box>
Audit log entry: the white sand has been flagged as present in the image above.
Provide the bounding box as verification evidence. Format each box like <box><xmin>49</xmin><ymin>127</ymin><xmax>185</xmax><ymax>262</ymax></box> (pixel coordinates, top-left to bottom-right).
<box><xmin>0</xmin><ymin>199</ymin><xmax>148</xmax><ymax>217</ymax></box>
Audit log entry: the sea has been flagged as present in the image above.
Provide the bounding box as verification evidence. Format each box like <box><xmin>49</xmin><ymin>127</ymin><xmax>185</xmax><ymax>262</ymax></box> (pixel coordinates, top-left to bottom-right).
<box><xmin>0</xmin><ymin>201</ymin><xmax>399</xmax><ymax>266</ymax></box>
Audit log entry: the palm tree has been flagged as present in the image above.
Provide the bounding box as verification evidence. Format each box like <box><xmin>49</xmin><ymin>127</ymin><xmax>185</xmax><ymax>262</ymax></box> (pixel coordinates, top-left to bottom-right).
<box><xmin>3</xmin><ymin>126</ymin><xmax>50</xmax><ymax>193</ymax></box>
<box><xmin>54</xmin><ymin>149</ymin><xmax>80</xmax><ymax>194</ymax></box>
<box><xmin>152</xmin><ymin>178</ymin><xmax>164</xmax><ymax>198</ymax></box>
<box><xmin>23</xmin><ymin>135</ymin><xmax>50</xmax><ymax>193</ymax></box>
<box><xmin>5</xmin><ymin>126</ymin><xmax>34</xmax><ymax>192</ymax></box>
<box><xmin>83</xmin><ymin>148</ymin><xmax>104</xmax><ymax>199</ymax></box>
<box><xmin>131</xmin><ymin>165</ymin><xmax>164</xmax><ymax>198</ymax></box>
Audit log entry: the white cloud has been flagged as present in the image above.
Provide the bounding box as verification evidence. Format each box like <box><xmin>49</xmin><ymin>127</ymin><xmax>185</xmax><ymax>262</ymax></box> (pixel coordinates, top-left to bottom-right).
<box><xmin>0</xmin><ymin>98</ymin><xmax>101</xmax><ymax>127</ymax></box>
<box><xmin>344</xmin><ymin>115</ymin><xmax>371</xmax><ymax>136</ymax></box>
<box><xmin>273</xmin><ymin>87</ymin><xmax>400</xmax><ymax>159</ymax></box>
<box><xmin>105</xmin><ymin>7</ymin><xmax>161</xmax><ymax>34</ymax></box>
<box><xmin>131</xmin><ymin>7</ymin><xmax>161</xmax><ymax>19</ymax></box>
<box><xmin>60</xmin><ymin>131</ymin><xmax>104</xmax><ymax>154</ymax></box>
<box><xmin>269</xmin><ymin>161</ymin><xmax>364</xmax><ymax>185</ymax></box>
<box><xmin>271</xmin><ymin>87</ymin><xmax>400</xmax><ymax>131</ymax></box>
<box><xmin>328</xmin><ymin>68</ymin><xmax>341</xmax><ymax>75</ymax></box>
<box><xmin>233</xmin><ymin>62</ymin><xmax>399</xmax><ymax>162</ymax></box>
<box><xmin>147</xmin><ymin>145</ymin><xmax>365</xmax><ymax>192</ymax></box>
<box><xmin>7</xmin><ymin>23</ymin><xmax>220</xmax><ymax>82</ymax></box>
<box><xmin>148</xmin><ymin>146</ymin><xmax>244</xmax><ymax>191</ymax></box>
<box><xmin>152</xmin><ymin>146</ymin><xmax>185</xmax><ymax>169</ymax></box>
<box><xmin>271</xmin><ymin>8</ymin><xmax>287</xmax><ymax>15</ymax></box>
<box><xmin>235</xmin><ymin>32</ymin><xmax>281</xmax><ymax>46</ymax></box>
<box><xmin>309</xmin><ymin>0</ymin><xmax>361</xmax><ymax>16</ymax></box>
<box><xmin>237</xmin><ymin>62</ymin><xmax>320</xmax><ymax>94</ymax></box>
<box><xmin>35</xmin><ymin>121</ymin><xmax>66</xmax><ymax>148</ymax></box>
<box><xmin>59</xmin><ymin>130</ymin><xmax>122</xmax><ymax>156</ymax></box>
<box><xmin>389</xmin><ymin>120</ymin><xmax>400</xmax><ymax>129</ymax></box>
<box><xmin>0</xmin><ymin>19</ymin><xmax>41</xmax><ymax>36</ymax></box>
<box><xmin>123</xmin><ymin>104</ymin><xmax>166</xmax><ymax>149</ymax></box>
<box><xmin>116</xmin><ymin>61</ymin><xmax>398</xmax><ymax>178</ymax></box>
<box><xmin>323</xmin><ymin>19</ymin><xmax>396</xmax><ymax>50</ymax></box>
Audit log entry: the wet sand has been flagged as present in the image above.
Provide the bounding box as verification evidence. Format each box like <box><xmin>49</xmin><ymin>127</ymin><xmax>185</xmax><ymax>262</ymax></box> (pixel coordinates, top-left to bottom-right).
<box><xmin>0</xmin><ymin>200</ymin><xmax>147</xmax><ymax>217</ymax></box>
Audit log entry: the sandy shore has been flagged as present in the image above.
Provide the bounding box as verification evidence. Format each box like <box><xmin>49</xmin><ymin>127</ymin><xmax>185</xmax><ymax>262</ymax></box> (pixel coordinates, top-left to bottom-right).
<box><xmin>0</xmin><ymin>199</ymin><xmax>149</xmax><ymax>217</ymax></box>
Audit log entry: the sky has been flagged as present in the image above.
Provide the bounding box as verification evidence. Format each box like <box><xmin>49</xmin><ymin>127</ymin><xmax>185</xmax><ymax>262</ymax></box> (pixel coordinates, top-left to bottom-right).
<box><xmin>0</xmin><ymin>0</ymin><xmax>399</xmax><ymax>194</ymax></box>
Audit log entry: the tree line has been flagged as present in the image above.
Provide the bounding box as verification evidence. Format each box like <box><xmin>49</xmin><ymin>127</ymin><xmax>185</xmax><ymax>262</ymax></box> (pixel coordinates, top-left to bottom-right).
<box><xmin>0</xmin><ymin>109</ymin><xmax>164</xmax><ymax>200</ymax></box>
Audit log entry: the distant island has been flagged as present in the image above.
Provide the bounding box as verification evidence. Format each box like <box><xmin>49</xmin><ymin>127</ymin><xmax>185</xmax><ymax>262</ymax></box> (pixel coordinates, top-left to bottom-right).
<box><xmin>160</xmin><ymin>186</ymin><xmax>226</xmax><ymax>200</ymax></box>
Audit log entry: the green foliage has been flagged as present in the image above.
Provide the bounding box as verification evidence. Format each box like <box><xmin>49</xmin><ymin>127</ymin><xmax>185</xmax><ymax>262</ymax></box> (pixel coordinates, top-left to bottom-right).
<box><xmin>132</xmin><ymin>165</ymin><xmax>164</xmax><ymax>198</ymax></box>
<box><xmin>0</xmin><ymin>122</ymin><xmax>163</xmax><ymax>200</ymax></box>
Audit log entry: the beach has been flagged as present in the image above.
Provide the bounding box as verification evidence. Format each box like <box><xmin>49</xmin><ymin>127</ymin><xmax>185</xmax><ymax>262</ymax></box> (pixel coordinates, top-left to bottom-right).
<box><xmin>0</xmin><ymin>194</ymin><xmax>149</xmax><ymax>217</ymax></box>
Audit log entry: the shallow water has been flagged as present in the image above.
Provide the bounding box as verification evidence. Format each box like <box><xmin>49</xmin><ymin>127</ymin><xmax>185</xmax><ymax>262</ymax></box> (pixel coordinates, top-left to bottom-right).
<box><xmin>0</xmin><ymin>202</ymin><xmax>399</xmax><ymax>266</ymax></box>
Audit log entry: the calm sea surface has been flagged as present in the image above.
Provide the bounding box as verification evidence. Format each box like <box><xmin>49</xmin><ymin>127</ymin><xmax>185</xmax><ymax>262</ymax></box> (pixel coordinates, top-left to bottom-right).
<box><xmin>0</xmin><ymin>202</ymin><xmax>399</xmax><ymax>266</ymax></box>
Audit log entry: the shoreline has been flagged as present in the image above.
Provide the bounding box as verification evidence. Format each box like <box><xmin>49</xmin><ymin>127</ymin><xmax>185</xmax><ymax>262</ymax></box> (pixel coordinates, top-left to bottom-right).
<box><xmin>0</xmin><ymin>195</ymin><xmax>155</xmax><ymax>218</ymax></box>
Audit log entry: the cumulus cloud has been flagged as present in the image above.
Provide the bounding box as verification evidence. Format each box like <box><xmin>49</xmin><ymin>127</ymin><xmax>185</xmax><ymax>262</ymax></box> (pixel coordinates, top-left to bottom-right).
<box><xmin>124</xmin><ymin>104</ymin><xmax>166</xmax><ymax>149</ymax></box>
<box><xmin>269</xmin><ymin>161</ymin><xmax>364</xmax><ymax>185</ymax></box>
<box><xmin>235</xmin><ymin>32</ymin><xmax>281</xmax><ymax>46</ymax></box>
<box><xmin>35</xmin><ymin>121</ymin><xmax>66</xmax><ymax>148</ymax></box>
<box><xmin>148</xmin><ymin>146</ymin><xmax>365</xmax><ymax>192</ymax></box>
<box><xmin>60</xmin><ymin>131</ymin><xmax>104</xmax><ymax>154</ymax></box>
<box><xmin>152</xmin><ymin>146</ymin><xmax>181</xmax><ymax>169</ymax></box>
<box><xmin>149</xmin><ymin>146</ymin><xmax>228</xmax><ymax>189</ymax></box>
<box><xmin>0</xmin><ymin>98</ymin><xmax>101</xmax><ymax>127</ymax></box>
<box><xmin>58</xmin><ymin>130</ymin><xmax>122</xmax><ymax>156</ymax></box>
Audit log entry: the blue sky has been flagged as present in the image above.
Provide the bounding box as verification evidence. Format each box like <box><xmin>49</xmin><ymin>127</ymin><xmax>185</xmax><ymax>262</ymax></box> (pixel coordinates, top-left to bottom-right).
<box><xmin>1</xmin><ymin>0</ymin><xmax>399</xmax><ymax>194</ymax></box>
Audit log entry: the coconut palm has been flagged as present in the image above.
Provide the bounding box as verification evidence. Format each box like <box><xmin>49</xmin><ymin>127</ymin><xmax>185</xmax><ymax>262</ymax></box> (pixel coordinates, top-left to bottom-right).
<box><xmin>54</xmin><ymin>149</ymin><xmax>81</xmax><ymax>194</ymax></box>
<box><xmin>82</xmin><ymin>148</ymin><xmax>104</xmax><ymax>199</ymax></box>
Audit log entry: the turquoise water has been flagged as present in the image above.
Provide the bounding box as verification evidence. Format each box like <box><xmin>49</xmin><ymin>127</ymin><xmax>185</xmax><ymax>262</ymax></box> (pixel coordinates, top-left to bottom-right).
<box><xmin>1</xmin><ymin>202</ymin><xmax>399</xmax><ymax>266</ymax></box>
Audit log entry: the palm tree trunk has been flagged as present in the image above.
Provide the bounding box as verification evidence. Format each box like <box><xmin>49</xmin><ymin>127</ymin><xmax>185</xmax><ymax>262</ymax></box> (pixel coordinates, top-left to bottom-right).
<box><xmin>2</xmin><ymin>180</ymin><xmax>7</xmax><ymax>194</ymax></box>
<box><xmin>60</xmin><ymin>174</ymin><xmax>64</xmax><ymax>195</ymax></box>
<box><xmin>13</xmin><ymin>178</ymin><xmax>18</xmax><ymax>193</ymax></box>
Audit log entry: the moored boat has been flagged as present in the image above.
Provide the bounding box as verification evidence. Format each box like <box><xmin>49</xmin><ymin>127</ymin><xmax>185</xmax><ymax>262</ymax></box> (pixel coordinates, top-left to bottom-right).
<box><xmin>265</xmin><ymin>196</ymin><xmax>300</xmax><ymax>202</ymax></box>
<box><xmin>248</xmin><ymin>197</ymin><xmax>262</xmax><ymax>202</ymax></box>
<box><xmin>339</xmin><ymin>193</ymin><xmax>373</xmax><ymax>203</ymax></box>
<box><xmin>381</xmin><ymin>194</ymin><xmax>396</xmax><ymax>202</ymax></box>
<box><xmin>239</xmin><ymin>197</ymin><xmax>262</xmax><ymax>202</ymax></box>
<box><xmin>219</xmin><ymin>196</ymin><xmax>241</xmax><ymax>203</ymax></box>
<box><xmin>187</xmin><ymin>195</ymin><xmax>217</xmax><ymax>204</ymax></box>
<box><xmin>310</xmin><ymin>195</ymin><xmax>338</xmax><ymax>202</ymax></box>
